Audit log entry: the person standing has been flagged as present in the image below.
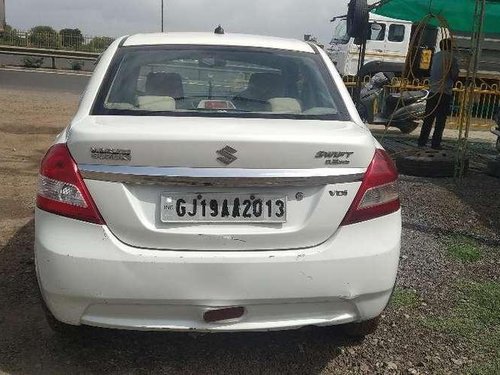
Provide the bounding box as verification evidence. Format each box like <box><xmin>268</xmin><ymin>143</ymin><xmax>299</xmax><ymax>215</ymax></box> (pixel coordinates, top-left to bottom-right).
<box><xmin>418</xmin><ymin>39</ymin><xmax>460</xmax><ymax>149</ymax></box>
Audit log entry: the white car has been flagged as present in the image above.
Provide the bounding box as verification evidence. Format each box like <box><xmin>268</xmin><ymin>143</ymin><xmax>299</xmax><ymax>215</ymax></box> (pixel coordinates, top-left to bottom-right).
<box><xmin>35</xmin><ymin>32</ymin><xmax>401</xmax><ymax>336</ymax></box>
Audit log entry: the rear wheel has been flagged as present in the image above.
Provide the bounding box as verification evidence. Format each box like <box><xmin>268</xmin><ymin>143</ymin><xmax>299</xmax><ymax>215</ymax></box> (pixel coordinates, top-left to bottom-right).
<box><xmin>343</xmin><ymin>316</ymin><xmax>381</xmax><ymax>338</ymax></box>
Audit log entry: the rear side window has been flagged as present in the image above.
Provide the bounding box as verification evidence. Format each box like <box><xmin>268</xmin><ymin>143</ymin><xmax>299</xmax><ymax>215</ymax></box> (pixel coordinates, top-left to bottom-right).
<box><xmin>368</xmin><ymin>23</ymin><xmax>386</xmax><ymax>41</ymax></box>
<box><xmin>388</xmin><ymin>24</ymin><xmax>406</xmax><ymax>42</ymax></box>
<box><xmin>92</xmin><ymin>45</ymin><xmax>351</xmax><ymax>121</ymax></box>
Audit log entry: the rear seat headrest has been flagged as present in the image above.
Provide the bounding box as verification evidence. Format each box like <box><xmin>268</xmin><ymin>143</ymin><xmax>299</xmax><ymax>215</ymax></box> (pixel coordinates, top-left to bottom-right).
<box><xmin>268</xmin><ymin>98</ymin><xmax>302</xmax><ymax>114</ymax></box>
<box><xmin>145</xmin><ymin>72</ymin><xmax>184</xmax><ymax>99</ymax></box>
<box><xmin>247</xmin><ymin>73</ymin><xmax>285</xmax><ymax>100</ymax></box>
<box><xmin>137</xmin><ymin>96</ymin><xmax>176</xmax><ymax>111</ymax></box>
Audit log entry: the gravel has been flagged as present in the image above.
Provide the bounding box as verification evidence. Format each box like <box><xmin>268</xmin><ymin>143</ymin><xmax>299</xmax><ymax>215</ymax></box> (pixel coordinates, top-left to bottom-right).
<box><xmin>399</xmin><ymin>174</ymin><xmax>500</xmax><ymax>244</ymax></box>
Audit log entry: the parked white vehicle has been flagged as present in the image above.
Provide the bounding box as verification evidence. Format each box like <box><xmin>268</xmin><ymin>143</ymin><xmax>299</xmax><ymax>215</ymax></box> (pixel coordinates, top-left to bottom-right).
<box><xmin>35</xmin><ymin>32</ymin><xmax>401</xmax><ymax>336</ymax></box>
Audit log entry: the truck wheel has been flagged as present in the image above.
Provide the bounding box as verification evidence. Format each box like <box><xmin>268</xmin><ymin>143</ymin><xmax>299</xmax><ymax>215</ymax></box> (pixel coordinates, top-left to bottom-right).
<box><xmin>396</xmin><ymin>149</ymin><xmax>467</xmax><ymax>178</ymax></box>
<box><xmin>343</xmin><ymin>316</ymin><xmax>380</xmax><ymax>339</ymax></box>
<box><xmin>347</xmin><ymin>0</ymin><xmax>369</xmax><ymax>39</ymax></box>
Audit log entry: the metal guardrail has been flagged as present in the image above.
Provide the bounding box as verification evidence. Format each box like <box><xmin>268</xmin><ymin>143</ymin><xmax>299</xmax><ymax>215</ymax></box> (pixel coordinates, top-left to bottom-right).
<box><xmin>344</xmin><ymin>75</ymin><xmax>500</xmax><ymax>129</ymax></box>
<box><xmin>0</xmin><ymin>45</ymin><xmax>99</xmax><ymax>59</ymax></box>
<box><xmin>0</xmin><ymin>45</ymin><xmax>99</xmax><ymax>69</ymax></box>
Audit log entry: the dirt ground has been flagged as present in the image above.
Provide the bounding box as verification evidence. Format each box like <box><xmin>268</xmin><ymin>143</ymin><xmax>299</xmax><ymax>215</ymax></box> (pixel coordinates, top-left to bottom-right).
<box><xmin>0</xmin><ymin>88</ymin><xmax>498</xmax><ymax>375</ymax></box>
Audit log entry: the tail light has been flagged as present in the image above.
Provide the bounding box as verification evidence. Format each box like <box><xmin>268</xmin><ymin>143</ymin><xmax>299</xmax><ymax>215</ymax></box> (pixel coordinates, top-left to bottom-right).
<box><xmin>37</xmin><ymin>144</ymin><xmax>104</xmax><ymax>225</ymax></box>
<box><xmin>341</xmin><ymin>149</ymin><xmax>400</xmax><ymax>225</ymax></box>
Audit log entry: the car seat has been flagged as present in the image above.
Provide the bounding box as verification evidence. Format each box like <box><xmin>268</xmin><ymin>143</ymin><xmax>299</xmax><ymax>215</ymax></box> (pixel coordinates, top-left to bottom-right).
<box><xmin>233</xmin><ymin>73</ymin><xmax>285</xmax><ymax>112</ymax></box>
<box><xmin>137</xmin><ymin>72</ymin><xmax>184</xmax><ymax>111</ymax></box>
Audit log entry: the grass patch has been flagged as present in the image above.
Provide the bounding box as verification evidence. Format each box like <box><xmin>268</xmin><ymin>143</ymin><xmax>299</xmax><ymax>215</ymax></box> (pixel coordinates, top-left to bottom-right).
<box><xmin>445</xmin><ymin>235</ymin><xmax>481</xmax><ymax>262</ymax></box>
<box><xmin>467</xmin><ymin>359</ymin><xmax>500</xmax><ymax>375</ymax></box>
<box><xmin>422</xmin><ymin>280</ymin><xmax>500</xmax><ymax>352</ymax></box>
<box><xmin>391</xmin><ymin>287</ymin><xmax>421</xmax><ymax>308</ymax></box>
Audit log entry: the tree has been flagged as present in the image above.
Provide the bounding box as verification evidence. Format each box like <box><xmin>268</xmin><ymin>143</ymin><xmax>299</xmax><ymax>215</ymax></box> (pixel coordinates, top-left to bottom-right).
<box><xmin>60</xmin><ymin>28</ymin><xmax>84</xmax><ymax>50</ymax></box>
<box><xmin>86</xmin><ymin>36</ymin><xmax>114</xmax><ymax>52</ymax></box>
<box><xmin>29</xmin><ymin>25</ymin><xmax>58</xmax><ymax>49</ymax></box>
<box><xmin>0</xmin><ymin>23</ymin><xmax>12</xmax><ymax>39</ymax></box>
<box><xmin>0</xmin><ymin>24</ymin><xmax>23</xmax><ymax>46</ymax></box>
<box><xmin>0</xmin><ymin>23</ymin><xmax>12</xmax><ymax>33</ymax></box>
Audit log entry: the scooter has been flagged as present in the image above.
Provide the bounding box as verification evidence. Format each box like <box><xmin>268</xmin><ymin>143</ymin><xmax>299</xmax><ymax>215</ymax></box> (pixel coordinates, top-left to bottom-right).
<box><xmin>492</xmin><ymin>109</ymin><xmax>500</xmax><ymax>153</ymax></box>
<box><xmin>487</xmin><ymin>109</ymin><xmax>500</xmax><ymax>177</ymax></box>
<box><xmin>358</xmin><ymin>72</ymin><xmax>429</xmax><ymax>134</ymax></box>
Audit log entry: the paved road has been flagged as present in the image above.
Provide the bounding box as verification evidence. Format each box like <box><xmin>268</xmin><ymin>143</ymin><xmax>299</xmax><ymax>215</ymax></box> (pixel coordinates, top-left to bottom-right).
<box><xmin>0</xmin><ymin>68</ymin><xmax>90</xmax><ymax>94</ymax></box>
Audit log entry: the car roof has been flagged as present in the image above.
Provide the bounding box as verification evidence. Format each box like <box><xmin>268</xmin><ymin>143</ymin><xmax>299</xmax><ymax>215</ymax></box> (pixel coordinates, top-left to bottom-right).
<box><xmin>123</xmin><ymin>32</ymin><xmax>316</xmax><ymax>54</ymax></box>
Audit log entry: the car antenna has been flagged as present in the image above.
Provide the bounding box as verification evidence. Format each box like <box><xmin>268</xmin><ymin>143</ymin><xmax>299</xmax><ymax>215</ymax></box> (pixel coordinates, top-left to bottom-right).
<box><xmin>214</xmin><ymin>25</ymin><xmax>225</xmax><ymax>35</ymax></box>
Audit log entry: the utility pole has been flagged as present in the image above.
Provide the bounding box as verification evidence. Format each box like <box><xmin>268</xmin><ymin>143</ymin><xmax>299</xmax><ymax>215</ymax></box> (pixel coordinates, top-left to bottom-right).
<box><xmin>161</xmin><ymin>0</ymin><xmax>164</xmax><ymax>32</ymax></box>
<box><xmin>455</xmin><ymin>0</ymin><xmax>486</xmax><ymax>180</ymax></box>
<box><xmin>0</xmin><ymin>0</ymin><xmax>6</xmax><ymax>32</ymax></box>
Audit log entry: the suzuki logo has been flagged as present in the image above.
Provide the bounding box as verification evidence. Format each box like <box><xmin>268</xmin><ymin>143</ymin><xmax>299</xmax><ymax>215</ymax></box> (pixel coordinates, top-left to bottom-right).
<box><xmin>216</xmin><ymin>146</ymin><xmax>238</xmax><ymax>165</ymax></box>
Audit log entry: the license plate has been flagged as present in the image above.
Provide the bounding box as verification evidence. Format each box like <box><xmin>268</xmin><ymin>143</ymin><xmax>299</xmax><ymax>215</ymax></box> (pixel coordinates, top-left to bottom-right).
<box><xmin>160</xmin><ymin>193</ymin><xmax>287</xmax><ymax>223</ymax></box>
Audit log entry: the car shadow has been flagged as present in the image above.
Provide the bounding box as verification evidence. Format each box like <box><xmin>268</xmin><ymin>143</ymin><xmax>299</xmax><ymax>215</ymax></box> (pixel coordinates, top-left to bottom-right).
<box><xmin>399</xmin><ymin>172</ymin><xmax>500</xmax><ymax>243</ymax></box>
<box><xmin>0</xmin><ymin>220</ymin><xmax>359</xmax><ymax>375</ymax></box>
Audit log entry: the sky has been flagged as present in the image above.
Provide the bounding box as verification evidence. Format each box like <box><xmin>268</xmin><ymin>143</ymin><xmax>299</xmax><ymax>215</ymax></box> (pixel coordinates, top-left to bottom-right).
<box><xmin>5</xmin><ymin>0</ymin><xmax>349</xmax><ymax>44</ymax></box>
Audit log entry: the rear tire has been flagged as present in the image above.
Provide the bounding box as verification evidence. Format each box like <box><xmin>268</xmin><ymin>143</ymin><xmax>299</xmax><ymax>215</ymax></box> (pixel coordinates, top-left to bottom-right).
<box><xmin>343</xmin><ymin>316</ymin><xmax>381</xmax><ymax>338</ymax></box>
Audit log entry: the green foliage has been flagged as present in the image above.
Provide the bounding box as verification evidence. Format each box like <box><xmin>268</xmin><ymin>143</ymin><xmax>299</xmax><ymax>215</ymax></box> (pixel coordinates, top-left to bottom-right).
<box><xmin>391</xmin><ymin>287</ymin><xmax>421</xmax><ymax>308</ymax></box>
<box><xmin>1</xmin><ymin>24</ymin><xmax>13</xmax><ymax>33</ymax></box>
<box><xmin>29</xmin><ymin>25</ymin><xmax>58</xmax><ymax>49</ymax></box>
<box><xmin>85</xmin><ymin>36</ymin><xmax>114</xmax><ymax>52</ymax></box>
<box><xmin>0</xmin><ymin>24</ymin><xmax>24</xmax><ymax>46</ymax></box>
<box><xmin>60</xmin><ymin>28</ymin><xmax>84</xmax><ymax>49</ymax></box>
<box><xmin>467</xmin><ymin>359</ymin><xmax>500</xmax><ymax>375</ymax></box>
<box><xmin>22</xmin><ymin>56</ymin><xmax>44</xmax><ymax>68</ymax></box>
<box><xmin>445</xmin><ymin>235</ymin><xmax>481</xmax><ymax>262</ymax></box>
<box><xmin>1</xmin><ymin>25</ymin><xmax>114</xmax><ymax>53</ymax></box>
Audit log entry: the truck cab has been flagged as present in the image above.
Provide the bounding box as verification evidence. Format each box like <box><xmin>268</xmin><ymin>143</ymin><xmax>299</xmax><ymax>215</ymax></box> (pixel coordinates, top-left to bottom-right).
<box><xmin>328</xmin><ymin>13</ymin><xmax>413</xmax><ymax>77</ymax></box>
<box><xmin>328</xmin><ymin>12</ymin><xmax>500</xmax><ymax>82</ymax></box>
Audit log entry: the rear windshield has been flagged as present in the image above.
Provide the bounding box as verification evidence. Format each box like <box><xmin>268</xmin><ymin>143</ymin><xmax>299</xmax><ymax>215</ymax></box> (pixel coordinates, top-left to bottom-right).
<box><xmin>92</xmin><ymin>45</ymin><xmax>350</xmax><ymax>121</ymax></box>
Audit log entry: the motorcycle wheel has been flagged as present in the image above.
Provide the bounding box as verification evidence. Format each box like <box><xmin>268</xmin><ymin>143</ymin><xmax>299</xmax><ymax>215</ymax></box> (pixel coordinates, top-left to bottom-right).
<box><xmin>394</xmin><ymin>121</ymin><xmax>419</xmax><ymax>134</ymax></box>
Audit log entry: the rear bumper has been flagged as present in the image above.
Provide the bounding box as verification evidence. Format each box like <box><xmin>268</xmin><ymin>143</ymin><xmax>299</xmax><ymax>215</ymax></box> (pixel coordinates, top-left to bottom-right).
<box><xmin>35</xmin><ymin>209</ymin><xmax>401</xmax><ymax>332</ymax></box>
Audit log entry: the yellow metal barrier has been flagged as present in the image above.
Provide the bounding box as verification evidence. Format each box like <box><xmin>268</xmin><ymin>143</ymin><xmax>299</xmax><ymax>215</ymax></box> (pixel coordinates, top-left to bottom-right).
<box><xmin>343</xmin><ymin>75</ymin><xmax>500</xmax><ymax>130</ymax></box>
